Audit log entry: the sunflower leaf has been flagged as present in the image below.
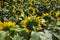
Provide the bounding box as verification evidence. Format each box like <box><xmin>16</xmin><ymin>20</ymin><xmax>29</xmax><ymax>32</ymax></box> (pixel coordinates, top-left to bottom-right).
<box><xmin>12</xmin><ymin>34</ymin><xmax>23</xmax><ymax>40</ymax></box>
<box><xmin>0</xmin><ymin>31</ymin><xmax>7</xmax><ymax>40</ymax></box>
<box><xmin>57</xmin><ymin>21</ymin><xmax>60</xmax><ymax>25</ymax></box>
<box><xmin>30</xmin><ymin>31</ymin><xmax>41</xmax><ymax>40</ymax></box>
<box><xmin>9</xmin><ymin>27</ymin><xmax>24</xmax><ymax>32</ymax></box>
<box><xmin>30</xmin><ymin>29</ymin><xmax>52</xmax><ymax>40</ymax></box>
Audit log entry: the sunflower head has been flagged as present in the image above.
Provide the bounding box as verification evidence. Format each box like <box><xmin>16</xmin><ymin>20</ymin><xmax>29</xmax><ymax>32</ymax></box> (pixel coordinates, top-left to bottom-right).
<box><xmin>27</xmin><ymin>6</ymin><xmax>35</xmax><ymax>15</ymax></box>
<box><xmin>16</xmin><ymin>10</ymin><xmax>21</xmax><ymax>15</ymax></box>
<box><xmin>42</xmin><ymin>13</ymin><xmax>52</xmax><ymax>23</ymax></box>
<box><xmin>41</xmin><ymin>13</ymin><xmax>52</xmax><ymax>27</ymax></box>
<box><xmin>0</xmin><ymin>21</ymin><xmax>16</xmax><ymax>30</ymax></box>
<box><xmin>3</xmin><ymin>21</ymin><xmax>16</xmax><ymax>28</ymax></box>
<box><xmin>0</xmin><ymin>21</ymin><xmax>13</xmax><ymax>30</ymax></box>
<box><xmin>4</xmin><ymin>2</ymin><xmax>8</xmax><ymax>6</ymax></box>
<box><xmin>16</xmin><ymin>9</ymin><xmax>24</xmax><ymax>14</ymax></box>
<box><xmin>21</xmin><ymin>15</ymin><xmax>42</xmax><ymax>32</ymax></box>
<box><xmin>15</xmin><ymin>9</ymin><xmax>24</xmax><ymax>18</ymax></box>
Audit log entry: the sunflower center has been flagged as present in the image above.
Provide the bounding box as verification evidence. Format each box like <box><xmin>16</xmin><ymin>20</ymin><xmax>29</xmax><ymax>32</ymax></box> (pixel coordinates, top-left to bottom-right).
<box><xmin>16</xmin><ymin>10</ymin><xmax>21</xmax><ymax>15</ymax></box>
<box><xmin>29</xmin><ymin>9</ymin><xmax>33</xmax><ymax>14</ymax></box>
<box><xmin>26</xmin><ymin>19</ymin><xmax>38</xmax><ymax>30</ymax></box>
<box><xmin>43</xmin><ymin>16</ymin><xmax>51</xmax><ymax>23</ymax></box>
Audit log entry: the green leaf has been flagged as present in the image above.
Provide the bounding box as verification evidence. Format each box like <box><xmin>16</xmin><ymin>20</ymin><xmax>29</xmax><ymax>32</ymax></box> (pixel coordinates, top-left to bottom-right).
<box><xmin>12</xmin><ymin>34</ymin><xmax>23</xmax><ymax>40</ymax></box>
<box><xmin>51</xmin><ymin>27</ymin><xmax>60</xmax><ymax>40</ymax></box>
<box><xmin>52</xmin><ymin>32</ymin><xmax>60</xmax><ymax>40</ymax></box>
<box><xmin>30</xmin><ymin>31</ymin><xmax>41</xmax><ymax>40</ymax></box>
<box><xmin>57</xmin><ymin>21</ymin><xmax>60</xmax><ymax>25</ymax></box>
<box><xmin>30</xmin><ymin>30</ymin><xmax>52</xmax><ymax>40</ymax></box>
<box><xmin>0</xmin><ymin>31</ymin><xmax>7</xmax><ymax>40</ymax></box>
<box><xmin>38</xmin><ymin>30</ymin><xmax>52</xmax><ymax>40</ymax></box>
<box><xmin>9</xmin><ymin>27</ymin><xmax>24</xmax><ymax>32</ymax></box>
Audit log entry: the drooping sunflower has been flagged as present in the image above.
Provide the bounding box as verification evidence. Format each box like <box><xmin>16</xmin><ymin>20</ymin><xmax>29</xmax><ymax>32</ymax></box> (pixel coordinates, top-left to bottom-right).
<box><xmin>55</xmin><ymin>10</ymin><xmax>60</xmax><ymax>20</ymax></box>
<box><xmin>41</xmin><ymin>13</ymin><xmax>52</xmax><ymax>27</ymax></box>
<box><xmin>21</xmin><ymin>15</ymin><xmax>42</xmax><ymax>32</ymax></box>
<box><xmin>27</xmin><ymin>6</ymin><xmax>35</xmax><ymax>15</ymax></box>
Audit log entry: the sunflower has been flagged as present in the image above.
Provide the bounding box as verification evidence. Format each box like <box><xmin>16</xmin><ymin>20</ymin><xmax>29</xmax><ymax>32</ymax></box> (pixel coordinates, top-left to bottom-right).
<box><xmin>0</xmin><ymin>21</ymin><xmax>16</xmax><ymax>30</ymax></box>
<box><xmin>55</xmin><ymin>11</ymin><xmax>60</xmax><ymax>20</ymax></box>
<box><xmin>4</xmin><ymin>2</ymin><xmax>8</xmax><ymax>6</ymax></box>
<box><xmin>3</xmin><ymin>21</ymin><xmax>16</xmax><ymax>27</ymax></box>
<box><xmin>15</xmin><ymin>9</ymin><xmax>24</xmax><ymax>18</ymax></box>
<box><xmin>27</xmin><ymin>6</ymin><xmax>35</xmax><ymax>15</ymax></box>
<box><xmin>21</xmin><ymin>15</ymin><xmax>42</xmax><ymax>32</ymax></box>
<box><xmin>41</xmin><ymin>13</ymin><xmax>52</xmax><ymax>26</ymax></box>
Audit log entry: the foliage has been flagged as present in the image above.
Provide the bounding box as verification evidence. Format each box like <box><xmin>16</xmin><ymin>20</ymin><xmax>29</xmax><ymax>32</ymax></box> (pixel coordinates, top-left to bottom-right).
<box><xmin>0</xmin><ymin>0</ymin><xmax>60</xmax><ymax>40</ymax></box>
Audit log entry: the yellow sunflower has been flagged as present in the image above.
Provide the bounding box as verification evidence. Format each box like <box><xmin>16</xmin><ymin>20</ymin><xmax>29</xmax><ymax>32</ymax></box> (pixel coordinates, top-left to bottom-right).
<box><xmin>55</xmin><ymin>11</ymin><xmax>60</xmax><ymax>20</ymax></box>
<box><xmin>15</xmin><ymin>9</ymin><xmax>24</xmax><ymax>18</ymax></box>
<box><xmin>41</xmin><ymin>13</ymin><xmax>52</xmax><ymax>26</ymax></box>
<box><xmin>4</xmin><ymin>2</ymin><xmax>8</xmax><ymax>6</ymax></box>
<box><xmin>27</xmin><ymin>6</ymin><xmax>35</xmax><ymax>15</ymax></box>
<box><xmin>49</xmin><ymin>10</ymin><xmax>53</xmax><ymax>16</ymax></box>
<box><xmin>3</xmin><ymin>21</ymin><xmax>16</xmax><ymax>28</ymax></box>
<box><xmin>0</xmin><ymin>21</ymin><xmax>19</xmax><ymax>30</ymax></box>
<box><xmin>21</xmin><ymin>15</ymin><xmax>42</xmax><ymax>32</ymax></box>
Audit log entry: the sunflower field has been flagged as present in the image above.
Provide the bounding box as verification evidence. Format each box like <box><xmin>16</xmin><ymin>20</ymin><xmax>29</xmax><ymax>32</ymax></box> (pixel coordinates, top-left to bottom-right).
<box><xmin>0</xmin><ymin>0</ymin><xmax>60</xmax><ymax>40</ymax></box>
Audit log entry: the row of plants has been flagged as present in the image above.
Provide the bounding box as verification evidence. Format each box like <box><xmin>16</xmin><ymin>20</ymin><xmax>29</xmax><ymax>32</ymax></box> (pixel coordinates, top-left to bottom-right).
<box><xmin>0</xmin><ymin>0</ymin><xmax>60</xmax><ymax>40</ymax></box>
